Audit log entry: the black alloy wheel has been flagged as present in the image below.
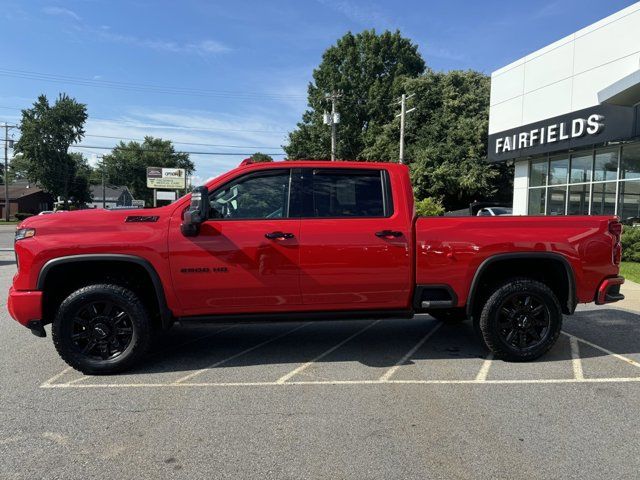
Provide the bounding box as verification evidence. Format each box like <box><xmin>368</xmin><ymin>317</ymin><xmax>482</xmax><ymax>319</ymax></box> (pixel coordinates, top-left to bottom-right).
<box><xmin>478</xmin><ymin>278</ymin><xmax>562</xmax><ymax>361</ymax></box>
<box><xmin>53</xmin><ymin>284</ymin><xmax>152</xmax><ymax>374</ymax></box>
<box><xmin>496</xmin><ymin>292</ymin><xmax>551</xmax><ymax>350</ymax></box>
<box><xmin>70</xmin><ymin>300</ymin><xmax>134</xmax><ymax>361</ymax></box>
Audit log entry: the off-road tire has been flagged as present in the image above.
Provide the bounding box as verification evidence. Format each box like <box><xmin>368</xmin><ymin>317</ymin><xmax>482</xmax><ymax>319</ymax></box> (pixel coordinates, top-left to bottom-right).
<box><xmin>52</xmin><ymin>284</ymin><xmax>152</xmax><ymax>374</ymax></box>
<box><xmin>479</xmin><ymin>278</ymin><xmax>562</xmax><ymax>362</ymax></box>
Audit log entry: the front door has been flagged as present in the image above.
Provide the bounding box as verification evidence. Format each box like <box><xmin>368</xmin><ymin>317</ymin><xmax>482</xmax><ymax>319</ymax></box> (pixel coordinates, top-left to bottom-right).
<box><xmin>298</xmin><ymin>167</ymin><xmax>412</xmax><ymax>310</ymax></box>
<box><xmin>168</xmin><ymin>168</ymin><xmax>301</xmax><ymax>316</ymax></box>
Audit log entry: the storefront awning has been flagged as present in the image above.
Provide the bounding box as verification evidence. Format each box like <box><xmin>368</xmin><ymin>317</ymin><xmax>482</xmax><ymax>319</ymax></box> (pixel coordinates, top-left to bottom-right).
<box><xmin>598</xmin><ymin>70</ymin><xmax>640</xmax><ymax>106</ymax></box>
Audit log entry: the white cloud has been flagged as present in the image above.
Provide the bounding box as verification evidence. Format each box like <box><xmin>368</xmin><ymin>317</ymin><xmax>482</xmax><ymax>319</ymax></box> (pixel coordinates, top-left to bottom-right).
<box><xmin>42</xmin><ymin>6</ymin><xmax>81</xmax><ymax>22</ymax></box>
<box><xmin>316</xmin><ymin>0</ymin><xmax>392</xmax><ymax>29</ymax></box>
<box><xmin>96</xmin><ymin>28</ymin><xmax>231</xmax><ymax>55</ymax></box>
<box><xmin>43</xmin><ymin>9</ymin><xmax>230</xmax><ymax>56</ymax></box>
<box><xmin>70</xmin><ymin>108</ymin><xmax>290</xmax><ymax>179</ymax></box>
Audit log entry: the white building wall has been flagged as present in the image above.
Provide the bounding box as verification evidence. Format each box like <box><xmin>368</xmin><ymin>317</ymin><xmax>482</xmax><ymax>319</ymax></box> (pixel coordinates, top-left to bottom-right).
<box><xmin>489</xmin><ymin>1</ymin><xmax>640</xmax><ymax>135</ymax></box>
<box><xmin>512</xmin><ymin>160</ymin><xmax>529</xmax><ymax>215</ymax></box>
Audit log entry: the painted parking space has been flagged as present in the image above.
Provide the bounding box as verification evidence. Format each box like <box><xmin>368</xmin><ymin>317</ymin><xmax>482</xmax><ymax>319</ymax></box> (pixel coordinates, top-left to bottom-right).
<box><xmin>40</xmin><ymin>311</ymin><xmax>640</xmax><ymax>389</ymax></box>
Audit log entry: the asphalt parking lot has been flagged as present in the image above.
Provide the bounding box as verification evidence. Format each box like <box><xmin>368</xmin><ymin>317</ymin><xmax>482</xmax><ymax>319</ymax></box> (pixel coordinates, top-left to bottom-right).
<box><xmin>2</xmin><ymin>254</ymin><xmax>640</xmax><ymax>479</ymax></box>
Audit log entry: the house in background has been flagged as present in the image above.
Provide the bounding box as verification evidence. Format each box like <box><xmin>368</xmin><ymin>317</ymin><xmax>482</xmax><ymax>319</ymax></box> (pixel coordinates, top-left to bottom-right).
<box><xmin>0</xmin><ymin>181</ymin><xmax>54</xmax><ymax>218</ymax></box>
<box><xmin>87</xmin><ymin>185</ymin><xmax>134</xmax><ymax>209</ymax></box>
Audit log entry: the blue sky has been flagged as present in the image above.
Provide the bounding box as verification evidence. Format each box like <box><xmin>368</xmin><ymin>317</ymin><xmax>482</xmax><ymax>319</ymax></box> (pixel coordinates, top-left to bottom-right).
<box><xmin>1</xmin><ymin>0</ymin><xmax>637</xmax><ymax>182</ymax></box>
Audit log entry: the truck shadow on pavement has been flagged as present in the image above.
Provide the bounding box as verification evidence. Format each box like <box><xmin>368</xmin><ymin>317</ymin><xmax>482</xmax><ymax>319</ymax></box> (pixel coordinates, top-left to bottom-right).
<box><xmin>120</xmin><ymin>308</ymin><xmax>640</xmax><ymax>377</ymax></box>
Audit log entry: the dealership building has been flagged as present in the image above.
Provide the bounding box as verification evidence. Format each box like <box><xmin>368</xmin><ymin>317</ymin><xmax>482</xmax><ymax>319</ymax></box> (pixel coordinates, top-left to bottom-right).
<box><xmin>489</xmin><ymin>2</ymin><xmax>640</xmax><ymax>218</ymax></box>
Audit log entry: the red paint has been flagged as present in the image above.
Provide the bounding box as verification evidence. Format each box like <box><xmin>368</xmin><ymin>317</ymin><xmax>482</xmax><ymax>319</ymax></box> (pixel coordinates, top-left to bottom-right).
<box><xmin>7</xmin><ymin>160</ymin><xmax>623</xmax><ymax>329</ymax></box>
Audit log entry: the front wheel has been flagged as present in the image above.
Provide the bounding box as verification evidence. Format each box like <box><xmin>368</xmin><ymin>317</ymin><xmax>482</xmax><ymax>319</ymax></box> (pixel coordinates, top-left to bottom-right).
<box><xmin>478</xmin><ymin>279</ymin><xmax>562</xmax><ymax>362</ymax></box>
<box><xmin>52</xmin><ymin>284</ymin><xmax>152</xmax><ymax>374</ymax></box>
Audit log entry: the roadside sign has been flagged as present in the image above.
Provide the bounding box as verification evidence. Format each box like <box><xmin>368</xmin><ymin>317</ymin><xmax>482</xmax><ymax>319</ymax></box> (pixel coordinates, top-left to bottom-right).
<box><xmin>156</xmin><ymin>191</ymin><xmax>177</xmax><ymax>201</ymax></box>
<box><xmin>146</xmin><ymin>167</ymin><xmax>186</xmax><ymax>189</ymax></box>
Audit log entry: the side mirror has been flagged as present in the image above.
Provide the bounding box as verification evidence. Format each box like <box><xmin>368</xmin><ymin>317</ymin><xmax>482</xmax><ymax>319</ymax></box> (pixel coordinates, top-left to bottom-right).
<box><xmin>181</xmin><ymin>186</ymin><xmax>210</xmax><ymax>237</ymax></box>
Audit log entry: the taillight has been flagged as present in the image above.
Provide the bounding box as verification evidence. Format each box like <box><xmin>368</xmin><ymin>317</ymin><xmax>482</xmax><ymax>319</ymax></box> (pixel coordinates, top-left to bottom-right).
<box><xmin>609</xmin><ymin>221</ymin><xmax>622</xmax><ymax>239</ymax></box>
<box><xmin>609</xmin><ymin>220</ymin><xmax>622</xmax><ymax>265</ymax></box>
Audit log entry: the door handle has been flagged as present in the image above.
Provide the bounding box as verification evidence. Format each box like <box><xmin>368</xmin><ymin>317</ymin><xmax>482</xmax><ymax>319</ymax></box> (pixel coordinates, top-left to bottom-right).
<box><xmin>265</xmin><ymin>231</ymin><xmax>295</xmax><ymax>240</ymax></box>
<box><xmin>375</xmin><ymin>230</ymin><xmax>403</xmax><ymax>238</ymax></box>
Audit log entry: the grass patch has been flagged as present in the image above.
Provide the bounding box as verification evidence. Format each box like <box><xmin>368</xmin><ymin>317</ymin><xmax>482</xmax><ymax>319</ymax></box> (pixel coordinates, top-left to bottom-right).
<box><xmin>620</xmin><ymin>262</ymin><xmax>640</xmax><ymax>284</ymax></box>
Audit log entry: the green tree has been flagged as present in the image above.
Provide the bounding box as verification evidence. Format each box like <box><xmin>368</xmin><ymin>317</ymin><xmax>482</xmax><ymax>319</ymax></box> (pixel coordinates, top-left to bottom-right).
<box><xmin>7</xmin><ymin>153</ymin><xmax>29</xmax><ymax>182</ymax></box>
<box><xmin>249</xmin><ymin>152</ymin><xmax>273</xmax><ymax>163</ymax></box>
<box><xmin>364</xmin><ymin>70</ymin><xmax>513</xmax><ymax>210</ymax></box>
<box><xmin>98</xmin><ymin>136</ymin><xmax>195</xmax><ymax>207</ymax></box>
<box><xmin>285</xmin><ymin>30</ymin><xmax>425</xmax><ymax>160</ymax></box>
<box><xmin>68</xmin><ymin>153</ymin><xmax>93</xmax><ymax>206</ymax></box>
<box><xmin>415</xmin><ymin>197</ymin><xmax>445</xmax><ymax>216</ymax></box>
<box><xmin>14</xmin><ymin>94</ymin><xmax>88</xmax><ymax>206</ymax></box>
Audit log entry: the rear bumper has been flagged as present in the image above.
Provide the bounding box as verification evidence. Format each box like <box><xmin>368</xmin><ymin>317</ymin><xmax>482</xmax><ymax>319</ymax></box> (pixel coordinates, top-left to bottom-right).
<box><xmin>595</xmin><ymin>276</ymin><xmax>625</xmax><ymax>305</ymax></box>
<box><xmin>7</xmin><ymin>287</ymin><xmax>43</xmax><ymax>327</ymax></box>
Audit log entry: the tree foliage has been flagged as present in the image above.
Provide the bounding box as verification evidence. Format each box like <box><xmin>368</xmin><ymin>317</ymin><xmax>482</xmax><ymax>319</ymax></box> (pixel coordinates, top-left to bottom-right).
<box><xmin>622</xmin><ymin>227</ymin><xmax>640</xmax><ymax>262</ymax></box>
<box><xmin>98</xmin><ymin>136</ymin><xmax>195</xmax><ymax>207</ymax></box>
<box><xmin>364</xmin><ymin>70</ymin><xmax>513</xmax><ymax>209</ymax></box>
<box><xmin>285</xmin><ymin>30</ymin><xmax>514</xmax><ymax>211</ymax></box>
<box><xmin>14</xmin><ymin>94</ymin><xmax>89</xmax><ymax>206</ymax></box>
<box><xmin>249</xmin><ymin>152</ymin><xmax>274</xmax><ymax>163</ymax></box>
<box><xmin>415</xmin><ymin>197</ymin><xmax>445</xmax><ymax>216</ymax></box>
<box><xmin>285</xmin><ymin>30</ymin><xmax>425</xmax><ymax>160</ymax></box>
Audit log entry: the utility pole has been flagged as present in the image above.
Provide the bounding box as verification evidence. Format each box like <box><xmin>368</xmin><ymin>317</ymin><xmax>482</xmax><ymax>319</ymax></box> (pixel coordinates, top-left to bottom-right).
<box><xmin>323</xmin><ymin>91</ymin><xmax>342</xmax><ymax>160</ymax></box>
<box><xmin>3</xmin><ymin>123</ymin><xmax>17</xmax><ymax>221</ymax></box>
<box><xmin>396</xmin><ymin>93</ymin><xmax>415</xmax><ymax>164</ymax></box>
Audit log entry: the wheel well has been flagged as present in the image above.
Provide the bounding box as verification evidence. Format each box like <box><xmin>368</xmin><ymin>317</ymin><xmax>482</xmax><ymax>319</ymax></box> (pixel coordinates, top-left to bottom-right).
<box><xmin>467</xmin><ymin>256</ymin><xmax>575</xmax><ymax>317</ymax></box>
<box><xmin>41</xmin><ymin>260</ymin><xmax>165</xmax><ymax>328</ymax></box>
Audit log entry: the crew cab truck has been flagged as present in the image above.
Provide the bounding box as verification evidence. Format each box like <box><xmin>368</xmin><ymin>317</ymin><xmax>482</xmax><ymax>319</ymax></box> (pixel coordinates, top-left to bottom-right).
<box><xmin>8</xmin><ymin>161</ymin><xmax>625</xmax><ymax>374</ymax></box>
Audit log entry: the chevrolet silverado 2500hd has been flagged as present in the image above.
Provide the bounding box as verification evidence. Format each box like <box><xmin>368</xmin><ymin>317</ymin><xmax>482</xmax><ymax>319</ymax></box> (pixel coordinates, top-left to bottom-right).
<box><xmin>8</xmin><ymin>160</ymin><xmax>624</xmax><ymax>373</ymax></box>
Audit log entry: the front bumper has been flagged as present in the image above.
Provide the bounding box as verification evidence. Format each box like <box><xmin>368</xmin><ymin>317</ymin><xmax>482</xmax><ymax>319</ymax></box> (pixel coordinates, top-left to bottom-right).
<box><xmin>595</xmin><ymin>276</ymin><xmax>625</xmax><ymax>305</ymax></box>
<box><xmin>7</xmin><ymin>286</ymin><xmax>43</xmax><ymax>328</ymax></box>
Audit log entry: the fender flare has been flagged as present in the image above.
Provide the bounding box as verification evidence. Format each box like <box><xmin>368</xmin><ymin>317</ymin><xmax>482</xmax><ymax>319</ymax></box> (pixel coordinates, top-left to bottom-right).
<box><xmin>37</xmin><ymin>254</ymin><xmax>173</xmax><ymax>328</ymax></box>
<box><xmin>465</xmin><ymin>252</ymin><xmax>577</xmax><ymax>316</ymax></box>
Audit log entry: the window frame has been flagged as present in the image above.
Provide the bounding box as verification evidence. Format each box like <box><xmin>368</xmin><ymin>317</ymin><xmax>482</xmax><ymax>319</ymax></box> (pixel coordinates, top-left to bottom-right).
<box><xmin>206</xmin><ymin>168</ymin><xmax>297</xmax><ymax>221</ymax></box>
<box><xmin>299</xmin><ymin>167</ymin><xmax>394</xmax><ymax>219</ymax></box>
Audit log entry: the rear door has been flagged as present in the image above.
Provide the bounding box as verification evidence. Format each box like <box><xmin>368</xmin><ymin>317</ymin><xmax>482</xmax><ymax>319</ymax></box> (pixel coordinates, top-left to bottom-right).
<box><xmin>298</xmin><ymin>167</ymin><xmax>412</xmax><ymax>310</ymax></box>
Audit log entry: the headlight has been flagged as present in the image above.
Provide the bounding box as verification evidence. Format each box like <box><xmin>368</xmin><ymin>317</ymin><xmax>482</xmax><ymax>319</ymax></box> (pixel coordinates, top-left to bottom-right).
<box><xmin>15</xmin><ymin>228</ymin><xmax>36</xmax><ymax>241</ymax></box>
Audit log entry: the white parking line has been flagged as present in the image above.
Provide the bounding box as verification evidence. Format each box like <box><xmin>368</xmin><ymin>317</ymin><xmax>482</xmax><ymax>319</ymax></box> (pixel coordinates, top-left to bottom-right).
<box><xmin>173</xmin><ymin>323</ymin><xmax>310</xmax><ymax>384</ymax></box>
<box><xmin>40</xmin><ymin>328</ymin><xmax>640</xmax><ymax>389</ymax></box>
<box><xmin>276</xmin><ymin>320</ymin><xmax>380</xmax><ymax>384</ymax></box>
<box><xmin>562</xmin><ymin>332</ymin><xmax>640</xmax><ymax>370</ymax></box>
<box><xmin>570</xmin><ymin>336</ymin><xmax>584</xmax><ymax>380</ymax></box>
<box><xmin>40</xmin><ymin>367</ymin><xmax>73</xmax><ymax>388</ymax></box>
<box><xmin>475</xmin><ymin>353</ymin><xmax>494</xmax><ymax>381</ymax></box>
<box><xmin>41</xmin><ymin>376</ymin><xmax>640</xmax><ymax>389</ymax></box>
<box><xmin>378</xmin><ymin>322</ymin><xmax>442</xmax><ymax>382</ymax></box>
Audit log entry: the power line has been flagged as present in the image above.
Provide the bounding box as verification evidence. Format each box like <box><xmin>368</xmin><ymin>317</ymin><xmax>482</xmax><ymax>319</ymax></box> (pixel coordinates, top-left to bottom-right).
<box><xmin>81</xmin><ymin>134</ymin><xmax>284</xmax><ymax>150</ymax></box>
<box><xmin>0</xmin><ymin>68</ymin><xmax>307</xmax><ymax>101</ymax></box>
<box><xmin>69</xmin><ymin>145</ymin><xmax>285</xmax><ymax>156</ymax></box>
<box><xmin>0</xmin><ymin>105</ymin><xmax>290</xmax><ymax>134</ymax></box>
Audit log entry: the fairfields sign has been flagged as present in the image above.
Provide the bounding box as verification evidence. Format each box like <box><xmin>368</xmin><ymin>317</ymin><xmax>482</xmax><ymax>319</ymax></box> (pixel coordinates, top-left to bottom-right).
<box><xmin>487</xmin><ymin>104</ymin><xmax>637</xmax><ymax>162</ymax></box>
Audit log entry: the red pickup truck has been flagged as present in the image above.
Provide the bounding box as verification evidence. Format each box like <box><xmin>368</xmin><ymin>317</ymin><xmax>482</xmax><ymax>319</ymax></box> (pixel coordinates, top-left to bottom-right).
<box><xmin>8</xmin><ymin>160</ymin><xmax>624</xmax><ymax>374</ymax></box>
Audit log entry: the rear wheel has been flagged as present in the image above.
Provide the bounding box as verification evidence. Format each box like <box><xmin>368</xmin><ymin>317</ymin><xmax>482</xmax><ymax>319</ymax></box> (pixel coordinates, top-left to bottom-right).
<box><xmin>52</xmin><ymin>284</ymin><xmax>152</xmax><ymax>374</ymax></box>
<box><xmin>478</xmin><ymin>279</ymin><xmax>562</xmax><ymax>361</ymax></box>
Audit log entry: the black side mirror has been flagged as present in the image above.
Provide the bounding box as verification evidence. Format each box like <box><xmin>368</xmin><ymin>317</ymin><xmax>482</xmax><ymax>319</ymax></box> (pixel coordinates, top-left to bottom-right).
<box><xmin>181</xmin><ymin>186</ymin><xmax>210</xmax><ymax>237</ymax></box>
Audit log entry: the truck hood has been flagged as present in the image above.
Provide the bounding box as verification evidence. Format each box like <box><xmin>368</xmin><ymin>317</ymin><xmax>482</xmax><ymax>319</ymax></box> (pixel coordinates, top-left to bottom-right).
<box><xmin>19</xmin><ymin>206</ymin><xmax>175</xmax><ymax>232</ymax></box>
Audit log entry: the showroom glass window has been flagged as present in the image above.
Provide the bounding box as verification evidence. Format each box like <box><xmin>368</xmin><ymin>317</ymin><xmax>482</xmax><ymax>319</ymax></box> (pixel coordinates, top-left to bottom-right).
<box><xmin>527</xmin><ymin>143</ymin><xmax>640</xmax><ymax>217</ymax></box>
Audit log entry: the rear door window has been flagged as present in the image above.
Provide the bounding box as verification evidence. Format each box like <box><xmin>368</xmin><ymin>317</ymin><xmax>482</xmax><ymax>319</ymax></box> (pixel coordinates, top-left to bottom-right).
<box><xmin>303</xmin><ymin>169</ymin><xmax>391</xmax><ymax>218</ymax></box>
